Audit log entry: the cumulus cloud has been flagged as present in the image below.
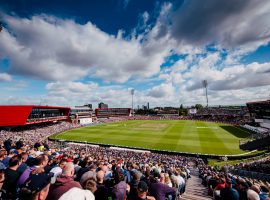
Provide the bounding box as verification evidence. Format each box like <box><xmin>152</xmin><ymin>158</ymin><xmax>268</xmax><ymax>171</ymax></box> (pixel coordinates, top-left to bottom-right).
<box><xmin>46</xmin><ymin>81</ymin><xmax>98</xmax><ymax>96</ymax></box>
<box><xmin>0</xmin><ymin>73</ymin><xmax>12</xmax><ymax>81</ymax></box>
<box><xmin>148</xmin><ymin>82</ymin><xmax>175</xmax><ymax>98</ymax></box>
<box><xmin>44</xmin><ymin>81</ymin><xmax>137</xmax><ymax>107</ymax></box>
<box><xmin>180</xmin><ymin>53</ymin><xmax>270</xmax><ymax>91</ymax></box>
<box><xmin>1</xmin><ymin>2</ymin><xmax>270</xmax><ymax>107</ymax></box>
<box><xmin>170</xmin><ymin>0</ymin><xmax>270</xmax><ymax>49</ymax></box>
<box><xmin>0</xmin><ymin>14</ymin><xmax>171</xmax><ymax>82</ymax></box>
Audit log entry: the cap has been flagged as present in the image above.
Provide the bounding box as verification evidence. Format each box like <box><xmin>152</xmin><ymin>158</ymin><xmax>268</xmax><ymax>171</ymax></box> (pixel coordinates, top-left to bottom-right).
<box><xmin>10</xmin><ymin>149</ymin><xmax>18</xmax><ymax>155</ymax></box>
<box><xmin>23</xmin><ymin>173</ymin><xmax>52</xmax><ymax>193</ymax></box>
<box><xmin>137</xmin><ymin>181</ymin><xmax>148</xmax><ymax>193</ymax></box>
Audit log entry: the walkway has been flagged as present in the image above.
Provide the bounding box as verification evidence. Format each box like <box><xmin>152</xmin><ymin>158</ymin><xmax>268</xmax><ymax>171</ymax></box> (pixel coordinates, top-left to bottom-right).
<box><xmin>181</xmin><ymin>168</ymin><xmax>212</xmax><ymax>200</ymax></box>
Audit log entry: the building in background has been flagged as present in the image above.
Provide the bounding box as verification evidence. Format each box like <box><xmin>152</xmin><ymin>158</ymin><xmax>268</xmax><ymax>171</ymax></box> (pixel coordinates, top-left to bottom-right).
<box><xmin>70</xmin><ymin>106</ymin><xmax>93</xmax><ymax>125</ymax></box>
<box><xmin>98</xmin><ymin>102</ymin><xmax>108</xmax><ymax>109</ymax></box>
<box><xmin>95</xmin><ymin>108</ymin><xmax>131</xmax><ymax>118</ymax></box>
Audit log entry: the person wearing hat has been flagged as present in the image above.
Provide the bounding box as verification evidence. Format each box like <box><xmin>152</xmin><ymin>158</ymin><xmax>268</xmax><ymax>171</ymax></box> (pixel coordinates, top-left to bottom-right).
<box><xmin>19</xmin><ymin>172</ymin><xmax>52</xmax><ymax>200</ymax></box>
<box><xmin>132</xmin><ymin>181</ymin><xmax>155</xmax><ymax>200</ymax></box>
<box><xmin>2</xmin><ymin>149</ymin><xmax>18</xmax><ymax>167</ymax></box>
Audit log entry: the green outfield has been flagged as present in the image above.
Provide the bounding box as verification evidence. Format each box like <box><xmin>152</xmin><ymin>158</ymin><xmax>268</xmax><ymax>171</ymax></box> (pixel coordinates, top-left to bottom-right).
<box><xmin>50</xmin><ymin>120</ymin><xmax>251</xmax><ymax>155</ymax></box>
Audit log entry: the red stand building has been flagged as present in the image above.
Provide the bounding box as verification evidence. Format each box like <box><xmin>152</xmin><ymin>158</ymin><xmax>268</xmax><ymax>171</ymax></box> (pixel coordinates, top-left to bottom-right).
<box><xmin>0</xmin><ymin>105</ymin><xmax>70</xmax><ymax>127</ymax></box>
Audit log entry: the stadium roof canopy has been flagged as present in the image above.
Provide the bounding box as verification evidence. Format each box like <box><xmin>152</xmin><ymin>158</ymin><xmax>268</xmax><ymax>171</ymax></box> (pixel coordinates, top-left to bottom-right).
<box><xmin>0</xmin><ymin>105</ymin><xmax>70</xmax><ymax>127</ymax></box>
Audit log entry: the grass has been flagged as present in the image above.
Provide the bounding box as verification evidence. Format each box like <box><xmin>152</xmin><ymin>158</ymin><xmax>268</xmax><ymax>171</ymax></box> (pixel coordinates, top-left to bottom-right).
<box><xmin>50</xmin><ymin>120</ymin><xmax>251</xmax><ymax>155</ymax></box>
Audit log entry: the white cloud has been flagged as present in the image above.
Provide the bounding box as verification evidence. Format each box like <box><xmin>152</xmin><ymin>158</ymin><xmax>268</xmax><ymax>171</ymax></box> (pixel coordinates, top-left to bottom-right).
<box><xmin>148</xmin><ymin>82</ymin><xmax>175</xmax><ymax>98</ymax></box>
<box><xmin>0</xmin><ymin>73</ymin><xmax>12</xmax><ymax>81</ymax></box>
<box><xmin>0</xmin><ymin>14</ymin><xmax>174</xmax><ymax>83</ymax></box>
<box><xmin>1</xmin><ymin>2</ymin><xmax>270</xmax><ymax>108</ymax></box>
<box><xmin>170</xmin><ymin>0</ymin><xmax>270</xmax><ymax>51</ymax></box>
<box><xmin>182</xmin><ymin>52</ymin><xmax>270</xmax><ymax>91</ymax></box>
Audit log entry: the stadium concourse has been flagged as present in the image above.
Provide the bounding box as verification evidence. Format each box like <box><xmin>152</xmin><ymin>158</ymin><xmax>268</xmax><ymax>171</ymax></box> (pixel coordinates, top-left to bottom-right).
<box><xmin>0</xmin><ymin>105</ymin><xmax>270</xmax><ymax>200</ymax></box>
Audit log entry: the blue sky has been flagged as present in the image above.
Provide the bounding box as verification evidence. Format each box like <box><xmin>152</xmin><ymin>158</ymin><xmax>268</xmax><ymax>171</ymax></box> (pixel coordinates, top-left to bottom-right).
<box><xmin>0</xmin><ymin>0</ymin><xmax>270</xmax><ymax>108</ymax></box>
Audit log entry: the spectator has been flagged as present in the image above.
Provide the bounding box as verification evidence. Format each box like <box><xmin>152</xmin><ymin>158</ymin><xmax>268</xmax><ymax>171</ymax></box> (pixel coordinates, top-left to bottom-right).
<box><xmin>83</xmin><ymin>178</ymin><xmax>97</xmax><ymax>193</ymax></box>
<box><xmin>46</xmin><ymin>162</ymin><xmax>81</xmax><ymax>200</ymax></box>
<box><xmin>164</xmin><ymin>173</ymin><xmax>172</xmax><ymax>187</ymax></box>
<box><xmin>2</xmin><ymin>155</ymin><xmax>22</xmax><ymax>199</ymax></box>
<box><xmin>129</xmin><ymin>171</ymin><xmax>141</xmax><ymax>199</ymax></box>
<box><xmin>0</xmin><ymin>169</ymin><xmax>5</xmax><ymax>198</ymax></box>
<box><xmin>80</xmin><ymin>170</ymin><xmax>97</xmax><ymax>186</ymax></box>
<box><xmin>259</xmin><ymin>185</ymin><xmax>270</xmax><ymax>200</ymax></box>
<box><xmin>2</xmin><ymin>149</ymin><xmax>18</xmax><ymax>167</ymax></box>
<box><xmin>132</xmin><ymin>181</ymin><xmax>155</xmax><ymax>200</ymax></box>
<box><xmin>17</xmin><ymin>152</ymin><xmax>29</xmax><ymax>175</ymax></box>
<box><xmin>94</xmin><ymin>170</ymin><xmax>109</xmax><ymax>200</ymax></box>
<box><xmin>148</xmin><ymin>176</ymin><xmax>176</xmax><ymax>200</ymax></box>
<box><xmin>112</xmin><ymin>169</ymin><xmax>129</xmax><ymax>200</ymax></box>
<box><xmin>237</xmin><ymin>181</ymin><xmax>249</xmax><ymax>200</ymax></box>
<box><xmin>3</xmin><ymin>138</ymin><xmax>12</xmax><ymax>153</ymax></box>
<box><xmin>20</xmin><ymin>172</ymin><xmax>51</xmax><ymax>200</ymax></box>
<box><xmin>58</xmin><ymin>187</ymin><xmax>95</xmax><ymax>200</ymax></box>
<box><xmin>247</xmin><ymin>189</ymin><xmax>260</xmax><ymax>200</ymax></box>
<box><xmin>220</xmin><ymin>179</ymin><xmax>239</xmax><ymax>200</ymax></box>
<box><xmin>18</xmin><ymin>154</ymin><xmax>49</xmax><ymax>186</ymax></box>
<box><xmin>0</xmin><ymin>150</ymin><xmax>7</xmax><ymax>170</ymax></box>
<box><xmin>50</xmin><ymin>158</ymin><xmax>67</xmax><ymax>179</ymax></box>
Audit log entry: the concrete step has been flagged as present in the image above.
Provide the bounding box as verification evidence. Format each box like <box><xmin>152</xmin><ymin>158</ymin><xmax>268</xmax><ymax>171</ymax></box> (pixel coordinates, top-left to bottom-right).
<box><xmin>180</xmin><ymin>168</ymin><xmax>212</xmax><ymax>200</ymax></box>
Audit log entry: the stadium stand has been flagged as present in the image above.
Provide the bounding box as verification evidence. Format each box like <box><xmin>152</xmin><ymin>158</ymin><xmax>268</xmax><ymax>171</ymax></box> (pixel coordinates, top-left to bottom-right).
<box><xmin>0</xmin><ymin>103</ymin><xmax>270</xmax><ymax>199</ymax></box>
<box><xmin>193</xmin><ymin>106</ymin><xmax>250</xmax><ymax>125</ymax></box>
<box><xmin>239</xmin><ymin>100</ymin><xmax>270</xmax><ymax>151</ymax></box>
<box><xmin>199</xmin><ymin>163</ymin><xmax>270</xmax><ymax>200</ymax></box>
<box><xmin>0</xmin><ymin>119</ymin><xmax>206</xmax><ymax>200</ymax></box>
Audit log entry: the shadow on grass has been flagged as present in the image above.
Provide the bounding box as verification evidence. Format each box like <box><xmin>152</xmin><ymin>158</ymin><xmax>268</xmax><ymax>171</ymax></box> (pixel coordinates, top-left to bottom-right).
<box><xmin>220</xmin><ymin>126</ymin><xmax>251</xmax><ymax>138</ymax></box>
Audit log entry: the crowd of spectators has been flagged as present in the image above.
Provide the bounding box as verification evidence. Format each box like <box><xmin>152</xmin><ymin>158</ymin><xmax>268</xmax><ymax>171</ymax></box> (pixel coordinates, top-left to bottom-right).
<box><xmin>0</xmin><ymin>120</ymin><xmax>205</xmax><ymax>200</ymax></box>
<box><xmin>232</xmin><ymin>157</ymin><xmax>270</xmax><ymax>175</ymax></box>
<box><xmin>199</xmin><ymin>165</ymin><xmax>270</xmax><ymax>200</ymax></box>
<box><xmin>98</xmin><ymin>109</ymin><xmax>250</xmax><ymax>125</ymax></box>
<box><xmin>0</xmin><ymin>113</ymin><xmax>269</xmax><ymax>200</ymax></box>
<box><xmin>0</xmin><ymin>122</ymin><xmax>83</xmax><ymax>147</ymax></box>
<box><xmin>196</xmin><ymin>107</ymin><xmax>249</xmax><ymax>116</ymax></box>
<box><xmin>193</xmin><ymin>107</ymin><xmax>250</xmax><ymax>125</ymax></box>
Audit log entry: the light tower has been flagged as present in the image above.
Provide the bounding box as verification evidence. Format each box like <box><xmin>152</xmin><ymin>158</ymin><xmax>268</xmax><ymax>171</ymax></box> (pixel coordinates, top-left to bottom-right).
<box><xmin>131</xmin><ymin>89</ymin><xmax>135</xmax><ymax>116</ymax></box>
<box><xmin>202</xmin><ymin>80</ymin><xmax>209</xmax><ymax>107</ymax></box>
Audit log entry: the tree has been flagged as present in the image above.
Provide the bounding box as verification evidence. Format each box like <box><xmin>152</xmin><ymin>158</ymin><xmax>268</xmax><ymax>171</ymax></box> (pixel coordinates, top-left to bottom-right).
<box><xmin>180</xmin><ymin>104</ymin><xmax>183</xmax><ymax>109</ymax></box>
<box><xmin>195</xmin><ymin>104</ymin><xmax>203</xmax><ymax>110</ymax></box>
<box><xmin>179</xmin><ymin>104</ymin><xmax>188</xmax><ymax>116</ymax></box>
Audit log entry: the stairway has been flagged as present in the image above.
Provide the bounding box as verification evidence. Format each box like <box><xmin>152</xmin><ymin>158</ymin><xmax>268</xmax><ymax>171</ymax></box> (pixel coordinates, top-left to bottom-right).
<box><xmin>180</xmin><ymin>168</ymin><xmax>212</xmax><ymax>200</ymax></box>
